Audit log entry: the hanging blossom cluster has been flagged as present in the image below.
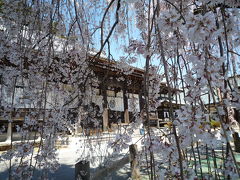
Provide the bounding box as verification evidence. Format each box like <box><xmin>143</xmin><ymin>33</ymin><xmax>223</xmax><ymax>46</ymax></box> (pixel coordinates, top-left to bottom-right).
<box><xmin>0</xmin><ymin>0</ymin><xmax>102</xmax><ymax>179</ymax></box>
<box><xmin>114</xmin><ymin>0</ymin><xmax>240</xmax><ymax>179</ymax></box>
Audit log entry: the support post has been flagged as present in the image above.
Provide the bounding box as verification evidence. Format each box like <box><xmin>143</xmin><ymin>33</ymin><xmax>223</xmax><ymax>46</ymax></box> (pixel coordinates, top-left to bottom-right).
<box><xmin>129</xmin><ymin>144</ymin><xmax>140</xmax><ymax>180</ymax></box>
<box><xmin>6</xmin><ymin>122</ymin><xmax>12</xmax><ymax>142</ymax></box>
<box><xmin>123</xmin><ymin>79</ymin><xmax>129</xmax><ymax>124</ymax></box>
<box><xmin>157</xmin><ymin>119</ymin><xmax>160</xmax><ymax>128</ymax></box>
<box><xmin>138</xmin><ymin>88</ymin><xmax>144</xmax><ymax>112</ymax></box>
<box><xmin>124</xmin><ymin>109</ymin><xmax>129</xmax><ymax>124</ymax></box>
<box><xmin>102</xmin><ymin>108</ymin><xmax>108</xmax><ymax>131</ymax></box>
<box><xmin>75</xmin><ymin>161</ymin><xmax>90</xmax><ymax>180</ymax></box>
<box><xmin>102</xmin><ymin>84</ymin><xmax>108</xmax><ymax>131</ymax></box>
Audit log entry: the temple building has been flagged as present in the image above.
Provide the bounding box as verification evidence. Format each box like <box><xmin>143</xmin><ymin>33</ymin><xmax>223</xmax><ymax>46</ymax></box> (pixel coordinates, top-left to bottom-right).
<box><xmin>0</xmin><ymin>55</ymin><xmax>183</xmax><ymax>141</ymax></box>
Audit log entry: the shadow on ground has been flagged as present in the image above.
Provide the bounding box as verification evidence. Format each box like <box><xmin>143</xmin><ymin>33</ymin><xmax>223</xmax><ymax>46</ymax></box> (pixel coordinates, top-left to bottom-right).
<box><xmin>0</xmin><ymin>164</ymin><xmax>75</xmax><ymax>180</ymax></box>
<box><xmin>0</xmin><ymin>163</ymin><xmax>131</xmax><ymax>180</ymax></box>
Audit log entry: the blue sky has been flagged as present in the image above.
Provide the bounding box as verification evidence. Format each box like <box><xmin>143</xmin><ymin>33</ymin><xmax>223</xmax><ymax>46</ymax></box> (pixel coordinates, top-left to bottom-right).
<box><xmin>87</xmin><ymin>1</ymin><xmax>146</xmax><ymax>69</ymax></box>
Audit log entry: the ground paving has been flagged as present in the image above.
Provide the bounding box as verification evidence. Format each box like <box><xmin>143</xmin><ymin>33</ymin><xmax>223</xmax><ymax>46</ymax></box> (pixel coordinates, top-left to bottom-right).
<box><xmin>0</xmin><ymin>130</ymin><xmax>143</xmax><ymax>180</ymax></box>
<box><xmin>1</xmin><ymin>129</ymin><xmax>240</xmax><ymax>179</ymax></box>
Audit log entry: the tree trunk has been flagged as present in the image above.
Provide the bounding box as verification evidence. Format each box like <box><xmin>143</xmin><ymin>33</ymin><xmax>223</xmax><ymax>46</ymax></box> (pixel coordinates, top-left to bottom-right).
<box><xmin>234</xmin><ymin>109</ymin><xmax>240</xmax><ymax>152</ymax></box>
<box><xmin>129</xmin><ymin>144</ymin><xmax>140</xmax><ymax>180</ymax></box>
<box><xmin>233</xmin><ymin>132</ymin><xmax>240</xmax><ymax>153</ymax></box>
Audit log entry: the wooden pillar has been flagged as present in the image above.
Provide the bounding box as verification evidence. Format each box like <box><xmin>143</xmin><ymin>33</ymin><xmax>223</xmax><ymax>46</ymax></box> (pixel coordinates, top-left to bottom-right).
<box><xmin>138</xmin><ymin>88</ymin><xmax>144</xmax><ymax>111</ymax></box>
<box><xmin>102</xmin><ymin>85</ymin><xmax>108</xmax><ymax>131</ymax></box>
<box><xmin>129</xmin><ymin>144</ymin><xmax>140</xmax><ymax>180</ymax></box>
<box><xmin>157</xmin><ymin>119</ymin><xmax>160</xmax><ymax>128</ymax></box>
<box><xmin>123</xmin><ymin>80</ymin><xmax>129</xmax><ymax>124</ymax></box>
<box><xmin>6</xmin><ymin>122</ymin><xmax>12</xmax><ymax>142</ymax></box>
<box><xmin>102</xmin><ymin>108</ymin><xmax>108</xmax><ymax>131</ymax></box>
